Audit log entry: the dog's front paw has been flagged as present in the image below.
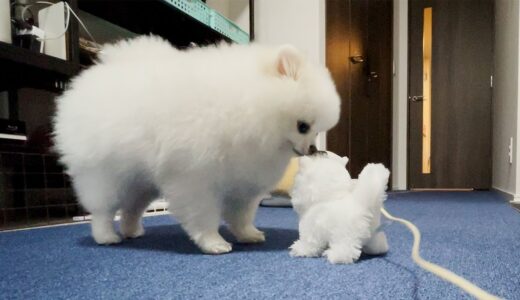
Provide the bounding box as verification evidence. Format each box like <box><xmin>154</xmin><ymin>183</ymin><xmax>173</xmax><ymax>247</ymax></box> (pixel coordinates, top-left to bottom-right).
<box><xmin>93</xmin><ymin>231</ymin><xmax>122</xmax><ymax>245</ymax></box>
<box><xmin>197</xmin><ymin>234</ymin><xmax>233</xmax><ymax>254</ymax></box>
<box><xmin>323</xmin><ymin>247</ymin><xmax>361</xmax><ymax>264</ymax></box>
<box><xmin>289</xmin><ymin>240</ymin><xmax>322</xmax><ymax>257</ymax></box>
<box><xmin>232</xmin><ymin>226</ymin><xmax>266</xmax><ymax>244</ymax></box>
<box><xmin>201</xmin><ymin>241</ymin><xmax>232</xmax><ymax>254</ymax></box>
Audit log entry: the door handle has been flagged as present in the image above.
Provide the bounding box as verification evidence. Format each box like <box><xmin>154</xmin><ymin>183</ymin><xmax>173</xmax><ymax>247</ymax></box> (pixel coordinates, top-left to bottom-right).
<box><xmin>368</xmin><ymin>71</ymin><xmax>378</xmax><ymax>83</ymax></box>
<box><xmin>408</xmin><ymin>95</ymin><xmax>424</xmax><ymax>102</ymax></box>
<box><xmin>349</xmin><ymin>56</ymin><xmax>365</xmax><ymax>64</ymax></box>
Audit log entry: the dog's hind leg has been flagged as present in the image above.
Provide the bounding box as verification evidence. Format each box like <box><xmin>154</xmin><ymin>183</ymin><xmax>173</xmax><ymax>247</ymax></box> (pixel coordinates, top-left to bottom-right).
<box><xmin>119</xmin><ymin>179</ymin><xmax>159</xmax><ymax>239</ymax></box>
<box><xmin>323</xmin><ymin>238</ymin><xmax>363</xmax><ymax>264</ymax></box>
<box><xmin>323</xmin><ymin>217</ymin><xmax>371</xmax><ymax>264</ymax></box>
<box><xmin>289</xmin><ymin>219</ymin><xmax>327</xmax><ymax>257</ymax></box>
<box><xmin>363</xmin><ymin>231</ymin><xmax>389</xmax><ymax>255</ymax></box>
<box><xmin>73</xmin><ymin>170</ymin><xmax>122</xmax><ymax>245</ymax></box>
<box><xmin>289</xmin><ymin>238</ymin><xmax>326</xmax><ymax>257</ymax></box>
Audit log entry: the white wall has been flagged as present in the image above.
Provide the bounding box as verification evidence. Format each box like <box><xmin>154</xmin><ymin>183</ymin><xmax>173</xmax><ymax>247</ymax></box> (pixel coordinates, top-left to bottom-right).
<box><xmin>253</xmin><ymin>0</ymin><xmax>327</xmax><ymax>149</ymax></box>
<box><xmin>254</xmin><ymin>0</ymin><xmax>324</xmax><ymax>65</ymax></box>
<box><xmin>493</xmin><ymin>0</ymin><xmax>520</xmax><ymax>201</ymax></box>
<box><xmin>392</xmin><ymin>0</ymin><xmax>408</xmax><ymax>190</ymax></box>
<box><xmin>0</xmin><ymin>0</ymin><xmax>11</xmax><ymax>44</ymax></box>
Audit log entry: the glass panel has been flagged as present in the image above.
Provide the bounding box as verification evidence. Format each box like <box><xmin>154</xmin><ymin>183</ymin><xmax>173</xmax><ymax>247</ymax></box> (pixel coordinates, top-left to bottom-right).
<box><xmin>422</xmin><ymin>7</ymin><xmax>432</xmax><ymax>174</ymax></box>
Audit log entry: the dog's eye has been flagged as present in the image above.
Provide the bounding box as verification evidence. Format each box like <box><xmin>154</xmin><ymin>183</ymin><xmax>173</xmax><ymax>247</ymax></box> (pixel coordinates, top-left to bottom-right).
<box><xmin>297</xmin><ymin>121</ymin><xmax>310</xmax><ymax>134</ymax></box>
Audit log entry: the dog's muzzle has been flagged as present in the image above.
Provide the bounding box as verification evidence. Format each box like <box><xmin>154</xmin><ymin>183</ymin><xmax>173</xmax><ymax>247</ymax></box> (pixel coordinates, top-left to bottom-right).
<box><xmin>293</xmin><ymin>145</ymin><xmax>324</xmax><ymax>156</ymax></box>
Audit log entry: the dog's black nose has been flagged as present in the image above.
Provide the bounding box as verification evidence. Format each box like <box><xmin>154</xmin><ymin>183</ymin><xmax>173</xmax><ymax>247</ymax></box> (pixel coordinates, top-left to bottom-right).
<box><xmin>309</xmin><ymin>145</ymin><xmax>318</xmax><ymax>155</ymax></box>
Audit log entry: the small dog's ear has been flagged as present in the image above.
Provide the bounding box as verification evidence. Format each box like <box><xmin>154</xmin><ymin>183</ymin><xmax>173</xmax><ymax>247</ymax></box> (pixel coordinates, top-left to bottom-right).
<box><xmin>276</xmin><ymin>45</ymin><xmax>303</xmax><ymax>80</ymax></box>
<box><xmin>342</xmin><ymin>156</ymin><xmax>349</xmax><ymax>166</ymax></box>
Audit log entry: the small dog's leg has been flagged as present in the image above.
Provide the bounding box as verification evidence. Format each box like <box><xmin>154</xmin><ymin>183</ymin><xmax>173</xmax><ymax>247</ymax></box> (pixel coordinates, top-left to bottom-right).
<box><xmin>223</xmin><ymin>196</ymin><xmax>265</xmax><ymax>243</ymax></box>
<box><xmin>289</xmin><ymin>238</ymin><xmax>325</xmax><ymax>257</ymax></box>
<box><xmin>363</xmin><ymin>231</ymin><xmax>389</xmax><ymax>255</ymax></box>
<box><xmin>290</xmin><ymin>218</ymin><xmax>327</xmax><ymax>257</ymax></box>
<box><xmin>323</xmin><ymin>239</ymin><xmax>363</xmax><ymax>264</ymax></box>
<box><xmin>362</xmin><ymin>205</ymin><xmax>389</xmax><ymax>255</ymax></box>
<box><xmin>164</xmin><ymin>184</ymin><xmax>231</xmax><ymax>254</ymax></box>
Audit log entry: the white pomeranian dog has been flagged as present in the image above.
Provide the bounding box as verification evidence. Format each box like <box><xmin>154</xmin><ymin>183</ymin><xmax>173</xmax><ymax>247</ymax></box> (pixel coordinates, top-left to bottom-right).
<box><xmin>290</xmin><ymin>152</ymin><xmax>390</xmax><ymax>263</ymax></box>
<box><xmin>53</xmin><ymin>36</ymin><xmax>341</xmax><ymax>254</ymax></box>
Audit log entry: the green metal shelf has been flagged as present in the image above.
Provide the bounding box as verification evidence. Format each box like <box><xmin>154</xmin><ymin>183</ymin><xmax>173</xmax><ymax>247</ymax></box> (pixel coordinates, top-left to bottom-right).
<box><xmin>78</xmin><ymin>0</ymin><xmax>250</xmax><ymax>46</ymax></box>
<box><xmin>166</xmin><ymin>0</ymin><xmax>249</xmax><ymax>44</ymax></box>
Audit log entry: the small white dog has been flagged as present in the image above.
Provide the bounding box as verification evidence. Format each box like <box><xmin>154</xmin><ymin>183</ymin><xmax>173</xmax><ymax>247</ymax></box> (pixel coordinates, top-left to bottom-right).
<box><xmin>53</xmin><ymin>36</ymin><xmax>341</xmax><ymax>254</ymax></box>
<box><xmin>290</xmin><ymin>152</ymin><xmax>390</xmax><ymax>264</ymax></box>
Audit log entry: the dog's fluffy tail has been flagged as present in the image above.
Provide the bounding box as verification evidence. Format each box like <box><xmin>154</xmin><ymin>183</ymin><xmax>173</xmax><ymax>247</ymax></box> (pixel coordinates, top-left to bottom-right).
<box><xmin>353</xmin><ymin>163</ymin><xmax>390</xmax><ymax>211</ymax></box>
<box><xmin>97</xmin><ymin>35</ymin><xmax>176</xmax><ymax>64</ymax></box>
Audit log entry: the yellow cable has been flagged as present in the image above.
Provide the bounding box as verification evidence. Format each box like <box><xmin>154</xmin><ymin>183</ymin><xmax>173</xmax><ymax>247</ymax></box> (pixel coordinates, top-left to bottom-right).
<box><xmin>380</xmin><ymin>207</ymin><xmax>501</xmax><ymax>300</ymax></box>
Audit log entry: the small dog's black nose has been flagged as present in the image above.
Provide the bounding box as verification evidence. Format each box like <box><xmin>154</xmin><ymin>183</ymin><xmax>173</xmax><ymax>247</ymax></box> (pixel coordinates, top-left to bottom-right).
<box><xmin>309</xmin><ymin>145</ymin><xmax>318</xmax><ymax>155</ymax></box>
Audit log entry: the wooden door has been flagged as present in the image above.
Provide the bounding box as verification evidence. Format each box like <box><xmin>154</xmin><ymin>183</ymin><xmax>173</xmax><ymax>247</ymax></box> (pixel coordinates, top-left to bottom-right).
<box><xmin>408</xmin><ymin>0</ymin><xmax>493</xmax><ymax>189</ymax></box>
<box><xmin>326</xmin><ymin>0</ymin><xmax>393</xmax><ymax>178</ymax></box>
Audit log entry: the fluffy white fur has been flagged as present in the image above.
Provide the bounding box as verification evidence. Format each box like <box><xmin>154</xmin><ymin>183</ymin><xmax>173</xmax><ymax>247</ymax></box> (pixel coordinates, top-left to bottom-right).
<box><xmin>290</xmin><ymin>152</ymin><xmax>390</xmax><ymax>264</ymax></box>
<box><xmin>53</xmin><ymin>36</ymin><xmax>341</xmax><ymax>254</ymax></box>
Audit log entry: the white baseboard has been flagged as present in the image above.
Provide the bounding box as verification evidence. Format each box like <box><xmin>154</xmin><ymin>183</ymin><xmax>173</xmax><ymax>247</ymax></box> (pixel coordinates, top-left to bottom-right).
<box><xmin>147</xmin><ymin>200</ymin><xmax>169</xmax><ymax>212</ymax></box>
<box><xmin>492</xmin><ymin>187</ymin><xmax>520</xmax><ymax>204</ymax></box>
<box><xmin>3</xmin><ymin>210</ymin><xmax>170</xmax><ymax>233</ymax></box>
<box><xmin>71</xmin><ymin>199</ymin><xmax>169</xmax><ymax>222</ymax></box>
<box><xmin>511</xmin><ymin>196</ymin><xmax>520</xmax><ymax>204</ymax></box>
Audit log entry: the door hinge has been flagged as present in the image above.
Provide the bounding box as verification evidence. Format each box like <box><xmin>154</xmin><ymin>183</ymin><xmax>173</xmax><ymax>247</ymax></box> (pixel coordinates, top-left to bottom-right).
<box><xmin>490</xmin><ymin>75</ymin><xmax>493</xmax><ymax>88</ymax></box>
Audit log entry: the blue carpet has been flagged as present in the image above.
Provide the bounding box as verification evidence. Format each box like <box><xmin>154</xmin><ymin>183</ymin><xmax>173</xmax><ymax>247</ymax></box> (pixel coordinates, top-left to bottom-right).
<box><xmin>1</xmin><ymin>191</ymin><xmax>519</xmax><ymax>299</ymax></box>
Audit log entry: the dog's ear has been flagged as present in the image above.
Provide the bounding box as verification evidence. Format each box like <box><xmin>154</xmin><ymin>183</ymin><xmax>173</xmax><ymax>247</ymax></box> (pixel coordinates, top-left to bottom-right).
<box><xmin>276</xmin><ymin>45</ymin><xmax>303</xmax><ymax>80</ymax></box>
<box><xmin>342</xmin><ymin>156</ymin><xmax>349</xmax><ymax>166</ymax></box>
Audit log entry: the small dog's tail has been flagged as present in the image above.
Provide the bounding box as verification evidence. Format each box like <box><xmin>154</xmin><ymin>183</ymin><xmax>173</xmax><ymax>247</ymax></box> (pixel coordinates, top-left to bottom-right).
<box><xmin>353</xmin><ymin>163</ymin><xmax>390</xmax><ymax>211</ymax></box>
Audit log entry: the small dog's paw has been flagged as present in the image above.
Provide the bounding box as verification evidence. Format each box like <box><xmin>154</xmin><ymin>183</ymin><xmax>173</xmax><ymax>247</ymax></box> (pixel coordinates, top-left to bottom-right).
<box><xmin>120</xmin><ymin>223</ymin><xmax>145</xmax><ymax>239</ymax></box>
<box><xmin>233</xmin><ymin>226</ymin><xmax>266</xmax><ymax>244</ymax></box>
<box><xmin>93</xmin><ymin>232</ymin><xmax>122</xmax><ymax>245</ymax></box>
<box><xmin>323</xmin><ymin>247</ymin><xmax>361</xmax><ymax>264</ymax></box>
<box><xmin>289</xmin><ymin>240</ymin><xmax>322</xmax><ymax>257</ymax></box>
<box><xmin>363</xmin><ymin>232</ymin><xmax>389</xmax><ymax>255</ymax></box>
<box><xmin>197</xmin><ymin>234</ymin><xmax>232</xmax><ymax>254</ymax></box>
